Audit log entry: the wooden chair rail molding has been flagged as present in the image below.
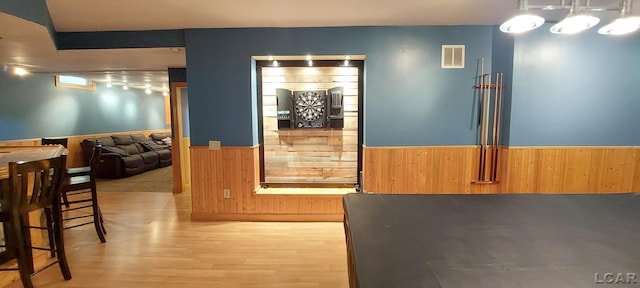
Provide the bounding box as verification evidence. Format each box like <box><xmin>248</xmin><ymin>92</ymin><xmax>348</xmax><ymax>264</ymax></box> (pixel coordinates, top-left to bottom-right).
<box><xmin>0</xmin><ymin>129</ymin><xmax>170</xmax><ymax>168</ymax></box>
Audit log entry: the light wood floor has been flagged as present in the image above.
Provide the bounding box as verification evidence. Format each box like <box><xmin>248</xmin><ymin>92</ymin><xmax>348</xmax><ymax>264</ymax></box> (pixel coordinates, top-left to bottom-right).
<box><xmin>1</xmin><ymin>191</ymin><xmax>349</xmax><ymax>287</ymax></box>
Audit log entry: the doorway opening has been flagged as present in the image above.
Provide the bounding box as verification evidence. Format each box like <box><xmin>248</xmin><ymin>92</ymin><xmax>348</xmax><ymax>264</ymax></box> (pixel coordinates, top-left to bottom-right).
<box><xmin>170</xmin><ymin>83</ymin><xmax>191</xmax><ymax>194</ymax></box>
<box><xmin>255</xmin><ymin>58</ymin><xmax>364</xmax><ymax>195</ymax></box>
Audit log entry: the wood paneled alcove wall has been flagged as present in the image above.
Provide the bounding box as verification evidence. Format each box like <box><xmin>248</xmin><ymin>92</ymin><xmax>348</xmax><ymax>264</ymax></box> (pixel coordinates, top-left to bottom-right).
<box><xmin>261</xmin><ymin>65</ymin><xmax>360</xmax><ymax>184</ymax></box>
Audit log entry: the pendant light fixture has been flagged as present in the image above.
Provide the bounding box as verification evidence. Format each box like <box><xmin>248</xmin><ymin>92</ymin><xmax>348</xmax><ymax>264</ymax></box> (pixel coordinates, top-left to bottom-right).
<box><xmin>500</xmin><ymin>0</ymin><xmax>545</xmax><ymax>33</ymax></box>
<box><xmin>550</xmin><ymin>0</ymin><xmax>600</xmax><ymax>34</ymax></box>
<box><xmin>500</xmin><ymin>0</ymin><xmax>640</xmax><ymax>35</ymax></box>
<box><xmin>598</xmin><ymin>0</ymin><xmax>640</xmax><ymax>35</ymax></box>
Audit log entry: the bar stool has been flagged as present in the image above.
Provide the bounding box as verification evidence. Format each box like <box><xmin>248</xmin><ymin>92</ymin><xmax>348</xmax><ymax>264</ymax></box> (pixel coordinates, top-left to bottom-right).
<box><xmin>59</xmin><ymin>142</ymin><xmax>107</xmax><ymax>243</ymax></box>
<box><xmin>42</xmin><ymin>137</ymin><xmax>96</xmax><ymax>196</ymax></box>
<box><xmin>0</xmin><ymin>156</ymin><xmax>72</xmax><ymax>288</ymax></box>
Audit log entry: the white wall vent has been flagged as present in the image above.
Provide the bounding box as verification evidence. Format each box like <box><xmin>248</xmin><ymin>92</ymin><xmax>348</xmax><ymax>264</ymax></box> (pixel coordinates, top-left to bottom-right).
<box><xmin>441</xmin><ymin>45</ymin><xmax>465</xmax><ymax>69</ymax></box>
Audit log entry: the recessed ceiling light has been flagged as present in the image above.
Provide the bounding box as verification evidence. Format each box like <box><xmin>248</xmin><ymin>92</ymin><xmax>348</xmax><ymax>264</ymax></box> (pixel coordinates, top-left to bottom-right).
<box><xmin>163</xmin><ymin>91</ymin><xmax>169</xmax><ymax>96</ymax></box>
<box><xmin>145</xmin><ymin>88</ymin><xmax>152</xmax><ymax>95</ymax></box>
<box><xmin>123</xmin><ymin>86</ymin><xmax>129</xmax><ymax>90</ymax></box>
<box><xmin>13</xmin><ymin>66</ymin><xmax>29</xmax><ymax>76</ymax></box>
<box><xmin>106</xmin><ymin>82</ymin><xmax>113</xmax><ymax>88</ymax></box>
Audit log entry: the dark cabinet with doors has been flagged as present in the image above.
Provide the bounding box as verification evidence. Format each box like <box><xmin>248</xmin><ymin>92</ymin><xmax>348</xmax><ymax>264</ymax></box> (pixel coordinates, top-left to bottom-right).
<box><xmin>276</xmin><ymin>87</ymin><xmax>344</xmax><ymax>129</ymax></box>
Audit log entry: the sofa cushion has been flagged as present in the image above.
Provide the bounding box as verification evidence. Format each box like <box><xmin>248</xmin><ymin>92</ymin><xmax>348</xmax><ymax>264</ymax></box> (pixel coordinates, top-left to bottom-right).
<box><xmin>119</xmin><ymin>143</ymin><xmax>141</xmax><ymax>155</ymax></box>
<box><xmin>155</xmin><ymin>149</ymin><xmax>171</xmax><ymax>160</ymax></box>
<box><xmin>112</xmin><ymin>135</ymin><xmax>134</xmax><ymax>145</ymax></box>
<box><xmin>130</xmin><ymin>134</ymin><xmax>151</xmax><ymax>142</ymax></box>
<box><xmin>134</xmin><ymin>143</ymin><xmax>146</xmax><ymax>153</ymax></box>
<box><xmin>121</xmin><ymin>154</ymin><xmax>143</xmax><ymax>168</ymax></box>
<box><xmin>150</xmin><ymin>132</ymin><xmax>172</xmax><ymax>144</ymax></box>
<box><xmin>101</xmin><ymin>146</ymin><xmax>129</xmax><ymax>156</ymax></box>
<box><xmin>139</xmin><ymin>151</ymin><xmax>160</xmax><ymax>171</ymax></box>
<box><xmin>121</xmin><ymin>155</ymin><xmax>145</xmax><ymax>177</ymax></box>
<box><xmin>156</xmin><ymin>149</ymin><xmax>172</xmax><ymax>167</ymax></box>
<box><xmin>139</xmin><ymin>140</ymin><xmax>170</xmax><ymax>151</ymax></box>
<box><xmin>96</xmin><ymin>137</ymin><xmax>116</xmax><ymax>147</ymax></box>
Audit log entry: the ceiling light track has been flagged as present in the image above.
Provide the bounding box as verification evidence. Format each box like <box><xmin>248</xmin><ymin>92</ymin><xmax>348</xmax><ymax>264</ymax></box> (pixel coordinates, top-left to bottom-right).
<box><xmin>526</xmin><ymin>0</ymin><xmax>620</xmax><ymax>12</ymax></box>
<box><xmin>500</xmin><ymin>0</ymin><xmax>640</xmax><ymax>35</ymax></box>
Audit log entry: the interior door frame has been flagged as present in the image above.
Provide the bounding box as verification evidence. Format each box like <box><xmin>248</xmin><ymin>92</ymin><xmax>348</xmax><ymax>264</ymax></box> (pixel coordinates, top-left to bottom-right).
<box><xmin>170</xmin><ymin>82</ymin><xmax>188</xmax><ymax>193</ymax></box>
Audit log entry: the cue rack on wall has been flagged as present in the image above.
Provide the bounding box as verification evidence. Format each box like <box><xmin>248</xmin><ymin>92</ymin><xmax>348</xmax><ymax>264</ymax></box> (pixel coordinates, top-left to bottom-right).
<box><xmin>473</xmin><ymin>58</ymin><xmax>504</xmax><ymax>184</ymax></box>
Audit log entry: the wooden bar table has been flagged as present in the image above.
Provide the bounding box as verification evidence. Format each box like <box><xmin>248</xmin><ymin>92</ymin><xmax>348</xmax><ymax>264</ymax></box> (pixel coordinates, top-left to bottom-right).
<box><xmin>0</xmin><ymin>145</ymin><xmax>66</xmax><ymax>179</ymax></box>
<box><xmin>0</xmin><ymin>145</ymin><xmax>66</xmax><ymax>265</ymax></box>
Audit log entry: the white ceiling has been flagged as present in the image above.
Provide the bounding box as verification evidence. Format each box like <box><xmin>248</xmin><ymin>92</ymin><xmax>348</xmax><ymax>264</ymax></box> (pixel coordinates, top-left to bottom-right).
<box><xmin>0</xmin><ymin>0</ymin><xmax>631</xmax><ymax>92</ymax></box>
<box><xmin>46</xmin><ymin>0</ymin><xmax>515</xmax><ymax>32</ymax></box>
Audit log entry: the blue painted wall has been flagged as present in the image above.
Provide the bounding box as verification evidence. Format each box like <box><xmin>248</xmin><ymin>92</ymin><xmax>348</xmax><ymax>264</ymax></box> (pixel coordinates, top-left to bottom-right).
<box><xmin>510</xmin><ymin>24</ymin><xmax>640</xmax><ymax>146</ymax></box>
<box><xmin>185</xmin><ymin>26</ymin><xmax>494</xmax><ymax>146</ymax></box>
<box><xmin>0</xmin><ymin>0</ymin><xmax>49</xmax><ymax>25</ymax></box>
<box><xmin>168</xmin><ymin>68</ymin><xmax>187</xmax><ymax>83</ymax></box>
<box><xmin>6</xmin><ymin>10</ymin><xmax>637</xmax><ymax>147</ymax></box>
<box><xmin>0</xmin><ymin>71</ymin><xmax>167</xmax><ymax>141</ymax></box>
<box><xmin>491</xmin><ymin>27</ymin><xmax>515</xmax><ymax>146</ymax></box>
<box><xmin>56</xmin><ymin>30</ymin><xmax>185</xmax><ymax>49</ymax></box>
<box><xmin>167</xmin><ymin>68</ymin><xmax>190</xmax><ymax>137</ymax></box>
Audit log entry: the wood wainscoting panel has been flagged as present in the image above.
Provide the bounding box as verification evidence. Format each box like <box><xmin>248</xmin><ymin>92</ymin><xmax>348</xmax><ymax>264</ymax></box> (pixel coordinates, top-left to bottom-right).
<box><xmin>253</xmin><ymin>146</ymin><xmax>261</xmax><ymax>192</ymax></box>
<box><xmin>190</xmin><ymin>145</ymin><xmax>344</xmax><ymax>221</ymax></box>
<box><xmin>363</xmin><ymin>146</ymin><xmax>638</xmax><ymax>194</ymax></box>
<box><xmin>190</xmin><ymin>146</ymin><xmax>224</xmax><ymax>215</ymax></box>
<box><xmin>190</xmin><ymin>145</ymin><xmax>640</xmax><ymax>220</ymax></box>
<box><xmin>220</xmin><ymin>146</ymin><xmax>259</xmax><ymax>214</ymax></box>
<box><xmin>634</xmin><ymin>149</ymin><xmax>640</xmax><ymax>192</ymax></box>
<box><xmin>362</xmin><ymin>146</ymin><xmax>502</xmax><ymax>194</ymax></box>
<box><xmin>506</xmin><ymin>147</ymin><xmax>639</xmax><ymax>193</ymax></box>
<box><xmin>0</xmin><ymin>139</ymin><xmax>40</xmax><ymax>146</ymax></box>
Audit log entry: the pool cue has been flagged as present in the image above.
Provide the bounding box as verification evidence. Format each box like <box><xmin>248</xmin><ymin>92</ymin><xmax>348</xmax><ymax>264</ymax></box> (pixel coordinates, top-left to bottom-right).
<box><xmin>490</xmin><ymin>73</ymin><xmax>501</xmax><ymax>181</ymax></box>
<box><xmin>482</xmin><ymin>73</ymin><xmax>491</xmax><ymax>181</ymax></box>
<box><xmin>492</xmin><ymin>73</ymin><xmax>504</xmax><ymax>181</ymax></box>
<box><xmin>477</xmin><ymin>58</ymin><xmax>486</xmax><ymax>181</ymax></box>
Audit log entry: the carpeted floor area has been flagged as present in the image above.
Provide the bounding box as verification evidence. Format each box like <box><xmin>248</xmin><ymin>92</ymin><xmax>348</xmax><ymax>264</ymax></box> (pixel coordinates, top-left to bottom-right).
<box><xmin>97</xmin><ymin>165</ymin><xmax>173</xmax><ymax>192</ymax></box>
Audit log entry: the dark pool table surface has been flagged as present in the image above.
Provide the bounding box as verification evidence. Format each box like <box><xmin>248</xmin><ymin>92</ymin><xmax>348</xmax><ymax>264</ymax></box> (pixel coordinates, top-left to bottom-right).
<box><xmin>343</xmin><ymin>193</ymin><xmax>640</xmax><ymax>288</ymax></box>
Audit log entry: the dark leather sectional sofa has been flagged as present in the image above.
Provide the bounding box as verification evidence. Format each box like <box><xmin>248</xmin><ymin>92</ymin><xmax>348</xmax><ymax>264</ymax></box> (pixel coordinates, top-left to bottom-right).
<box><xmin>81</xmin><ymin>132</ymin><xmax>172</xmax><ymax>179</ymax></box>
